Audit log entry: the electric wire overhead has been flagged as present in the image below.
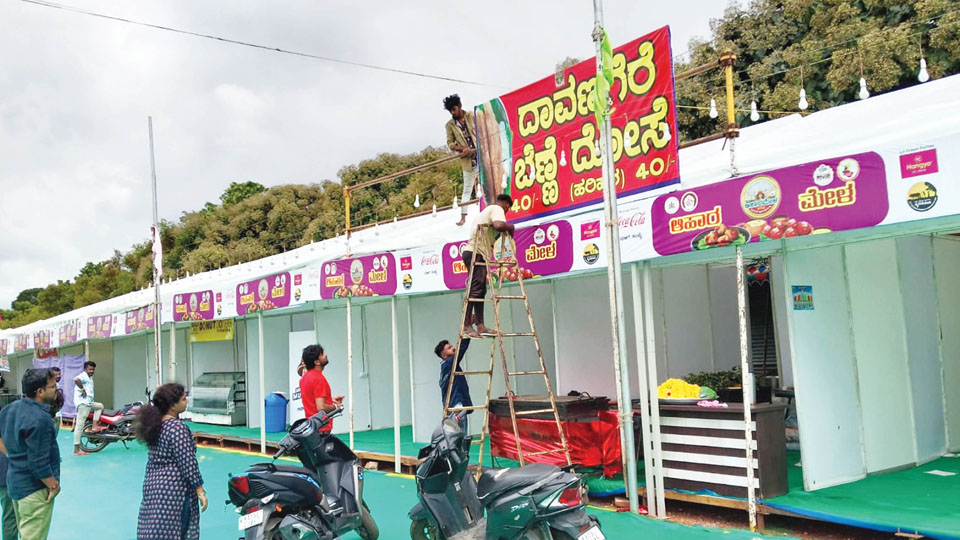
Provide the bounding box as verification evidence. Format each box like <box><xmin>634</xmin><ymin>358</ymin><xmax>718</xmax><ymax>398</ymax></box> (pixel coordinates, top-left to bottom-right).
<box><xmin>18</xmin><ymin>0</ymin><xmax>505</xmax><ymax>88</ymax></box>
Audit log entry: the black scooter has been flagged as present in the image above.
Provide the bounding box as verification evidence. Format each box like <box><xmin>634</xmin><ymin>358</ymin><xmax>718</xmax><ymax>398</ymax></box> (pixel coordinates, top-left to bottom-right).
<box><xmin>227</xmin><ymin>408</ymin><xmax>379</xmax><ymax>540</ymax></box>
<box><xmin>409</xmin><ymin>414</ymin><xmax>604</xmax><ymax>540</ymax></box>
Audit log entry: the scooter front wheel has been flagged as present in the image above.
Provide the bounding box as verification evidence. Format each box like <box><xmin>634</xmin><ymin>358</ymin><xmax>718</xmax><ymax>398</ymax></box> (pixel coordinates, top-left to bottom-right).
<box><xmin>359</xmin><ymin>501</ymin><xmax>379</xmax><ymax>540</ymax></box>
<box><xmin>409</xmin><ymin>518</ymin><xmax>440</xmax><ymax>540</ymax></box>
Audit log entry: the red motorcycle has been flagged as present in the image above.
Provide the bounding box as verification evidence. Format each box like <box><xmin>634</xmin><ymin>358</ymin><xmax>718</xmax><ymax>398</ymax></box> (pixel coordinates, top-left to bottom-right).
<box><xmin>76</xmin><ymin>402</ymin><xmax>143</xmax><ymax>453</ymax></box>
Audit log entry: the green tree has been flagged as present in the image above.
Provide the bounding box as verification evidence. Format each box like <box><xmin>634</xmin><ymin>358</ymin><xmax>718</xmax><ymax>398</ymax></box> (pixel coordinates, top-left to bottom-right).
<box><xmin>220</xmin><ymin>181</ymin><xmax>268</xmax><ymax>206</ymax></box>
<box><xmin>674</xmin><ymin>0</ymin><xmax>960</xmax><ymax>141</ymax></box>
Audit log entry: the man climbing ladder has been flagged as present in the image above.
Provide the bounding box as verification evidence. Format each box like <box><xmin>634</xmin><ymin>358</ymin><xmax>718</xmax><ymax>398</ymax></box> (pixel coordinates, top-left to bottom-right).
<box><xmin>460</xmin><ymin>193</ymin><xmax>514</xmax><ymax>338</ymax></box>
<box><xmin>445</xmin><ymin>200</ymin><xmax>572</xmax><ymax>471</ymax></box>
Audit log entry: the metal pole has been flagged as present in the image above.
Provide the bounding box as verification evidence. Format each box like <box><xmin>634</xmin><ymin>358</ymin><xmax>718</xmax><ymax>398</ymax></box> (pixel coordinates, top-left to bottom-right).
<box><xmin>391</xmin><ymin>297</ymin><xmax>401</xmax><ymax>473</ymax></box>
<box><xmin>147</xmin><ymin>117</ymin><xmax>163</xmax><ymax>390</ymax></box>
<box><xmin>736</xmin><ymin>248</ymin><xmax>758</xmax><ymax>530</ymax></box>
<box><xmin>347</xmin><ymin>297</ymin><xmax>355</xmax><ymax>450</ymax></box>
<box><xmin>406</xmin><ymin>298</ymin><xmax>417</xmax><ymax>441</ymax></box>
<box><xmin>550</xmin><ymin>281</ymin><xmax>562</xmax><ymax>393</ymax></box>
<box><xmin>168</xmin><ymin>323</ymin><xmax>176</xmax><ymax>383</ymax></box>
<box><xmin>258</xmin><ymin>310</ymin><xmax>266</xmax><ymax>455</ymax></box>
<box><xmin>631</xmin><ymin>264</ymin><xmax>657</xmax><ymax>515</ymax></box>
<box><xmin>592</xmin><ymin>0</ymin><xmax>638</xmax><ymax>514</ymax></box>
<box><xmin>642</xmin><ymin>261</ymin><xmax>666</xmax><ymax>517</ymax></box>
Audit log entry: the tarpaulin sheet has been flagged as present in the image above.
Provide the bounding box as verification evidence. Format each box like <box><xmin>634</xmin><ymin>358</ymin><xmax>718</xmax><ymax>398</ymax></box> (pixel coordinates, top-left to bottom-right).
<box><xmin>490</xmin><ymin>410</ymin><xmax>623</xmax><ymax>477</ymax></box>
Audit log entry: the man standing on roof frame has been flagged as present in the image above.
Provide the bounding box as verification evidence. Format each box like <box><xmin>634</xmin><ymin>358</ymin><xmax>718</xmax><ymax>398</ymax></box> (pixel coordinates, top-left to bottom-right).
<box><xmin>444</xmin><ymin>94</ymin><xmax>479</xmax><ymax>227</ymax></box>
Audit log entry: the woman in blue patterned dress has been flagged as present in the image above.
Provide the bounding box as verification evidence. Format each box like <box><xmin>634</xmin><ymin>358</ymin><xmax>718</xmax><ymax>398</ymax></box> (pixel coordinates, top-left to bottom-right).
<box><xmin>134</xmin><ymin>383</ymin><xmax>208</xmax><ymax>540</ymax></box>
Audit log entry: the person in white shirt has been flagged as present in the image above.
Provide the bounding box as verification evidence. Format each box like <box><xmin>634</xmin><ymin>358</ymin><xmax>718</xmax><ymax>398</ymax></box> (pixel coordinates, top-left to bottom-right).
<box><xmin>461</xmin><ymin>193</ymin><xmax>515</xmax><ymax>337</ymax></box>
<box><xmin>73</xmin><ymin>361</ymin><xmax>105</xmax><ymax>456</ymax></box>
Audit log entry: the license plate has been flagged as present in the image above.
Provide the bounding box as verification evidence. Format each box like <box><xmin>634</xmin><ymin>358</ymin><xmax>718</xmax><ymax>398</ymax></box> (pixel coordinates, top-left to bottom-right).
<box><xmin>578</xmin><ymin>526</ymin><xmax>605</xmax><ymax>540</ymax></box>
<box><xmin>238</xmin><ymin>509</ymin><xmax>264</xmax><ymax>530</ymax></box>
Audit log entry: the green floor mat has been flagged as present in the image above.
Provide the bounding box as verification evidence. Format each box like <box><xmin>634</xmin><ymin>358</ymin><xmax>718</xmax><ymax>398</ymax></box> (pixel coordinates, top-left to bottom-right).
<box><xmin>50</xmin><ymin>429</ymin><xmax>790</xmax><ymax>539</ymax></box>
<box><xmin>766</xmin><ymin>454</ymin><xmax>960</xmax><ymax>539</ymax></box>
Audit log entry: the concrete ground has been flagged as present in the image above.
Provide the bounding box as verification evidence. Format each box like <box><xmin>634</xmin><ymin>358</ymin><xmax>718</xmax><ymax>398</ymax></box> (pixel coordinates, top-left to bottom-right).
<box><xmin>48</xmin><ymin>429</ymin><xmax>787</xmax><ymax>539</ymax></box>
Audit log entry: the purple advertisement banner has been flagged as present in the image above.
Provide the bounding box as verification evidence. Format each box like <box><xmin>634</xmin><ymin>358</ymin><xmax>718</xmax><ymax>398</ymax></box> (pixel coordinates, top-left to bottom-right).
<box><xmin>125</xmin><ymin>305</ymin><xmax>156</xmax><ymax>334</ymax></box>
<box><xmin>236</xmin><ymin>272</ymin><xmax>292</xmax><ymax>315</ymax></box>
<box><xmin>59</xmin><ymin>322</ymin><xmax>79</xmax><ymax>346</ymax></box>
<box><xmin>320</xmin><ymin>254</ymin><xmax>397</xmax><ymax>299</ymax></box>
<box><xmin>33</xmin><ymin>330</ymin><xmax>52</xmax><ymax>350</ymax></box>
<box><xmin>14</xmin><ymin>334</ymin><xmax>29</xmax><ymax>353</ymax></box>
<box><xmin>87</xmin><ymin>315</ymin><xmax>113</xmax><ymax>340</ymax></box>
<box><xmin>174</xmin><ymin>290</ymin><xmax>215</xmax><ymax>321</ymax></box>
<box><xmin>0</xmin><ymin>339</ymin><xmax>7</xmax><ymax>356</ymax></box>
<box><xmin>651</xmin><ymin>152</ymin><xmax>888</xmax><ymax>256</ymax></box>
<box><xmin>441</xmin><ymin>219</ymin><xmax>575</xmax><ymax>288</ymax></box>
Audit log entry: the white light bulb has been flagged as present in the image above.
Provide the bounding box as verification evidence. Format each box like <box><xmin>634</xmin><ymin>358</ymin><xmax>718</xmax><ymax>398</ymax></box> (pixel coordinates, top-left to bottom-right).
<box><xmin>623</xmin><ymin>132</ymin><xmax>633</xmax><ymax>151</ymax></box>
<box><xmin>798</xmin><ymin>89</ymin><xmax>809</xmax><ymax>111</ymax></box>
<box><xmin>559</xmin><ymin>150</ymin><xmax>567</xmax><ymax>167</ymax></box>
<box><xmin>476</xmin><ymin>182</ymin><xmax>483</xmax><ymax>199</ymax></box>
<box><xmin>750</xmin><ymin>101</ymin><xmax>760</xmax><ymax>122</ymax></box>
<box><xmin>708</xmin><ymin>98</ymin><xmax>718</xmax><ymax>119</ymax></box>
<box><xmin>373</xmin><ymin>222</ymin><xmax>379</xmax><ymax>236</ymax></box>
<box><xmin>661</xmin><ymin>122</ymin><xmax>671</xmax><ymax>144</ymax></box>
<box><xmin>453</xmin><ymin>195</ymin><xmax>458</xmax><ymax>209</ymax></box>
<box><xmin>431</xmin><ymin>204</ymin><xmax>437</xmax><ymax>217</ymax></box>
<box><xmin>594</xmin><ymin>139</ymin><xmax>601</xmax><ymax>157</ymax></box>
<box><xmin>529</xmin><ymin>165</ymin><xmax>536</xmax><ymax>180</ymax></box>
<box><xmin>414</xmin><ymin>193</ymin><xmax>420</xmax><ymax>208</ymax></box>
<box><xmin>858</xmin><ymin>77</ymin><xmax>870</xmax><ymax>100</ymax></box>
<box><xmin>501</xmin><ymin>175</ymin><xmax>507</xmax><ymax>189</ymax></box>
<box><xmin>918</xmin><ymin>58</ymin><xmax>930</xmax><ymax>83</ymax></box>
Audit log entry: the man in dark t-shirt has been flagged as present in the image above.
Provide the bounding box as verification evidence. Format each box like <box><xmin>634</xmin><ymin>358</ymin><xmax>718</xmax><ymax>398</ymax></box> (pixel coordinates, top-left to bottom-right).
<box><xmin>436</xmin><ymin>338</ymin><xmax>472</xmax><ymax>434</ymax></box>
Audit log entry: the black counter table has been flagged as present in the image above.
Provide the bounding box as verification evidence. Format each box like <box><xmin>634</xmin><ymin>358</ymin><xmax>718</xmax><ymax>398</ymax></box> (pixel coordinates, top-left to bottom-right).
<box><xmin>652</xmin><ymin>402</ymin><xmax>787</xmax><ymax>499</ymax></box>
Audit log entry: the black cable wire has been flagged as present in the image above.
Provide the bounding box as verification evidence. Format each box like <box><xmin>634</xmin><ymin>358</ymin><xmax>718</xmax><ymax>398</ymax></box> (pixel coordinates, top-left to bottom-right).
<box><xmin>17</xmin><ymin>0</ymin><xmax>507</xmax><ymax>88</ymax></box>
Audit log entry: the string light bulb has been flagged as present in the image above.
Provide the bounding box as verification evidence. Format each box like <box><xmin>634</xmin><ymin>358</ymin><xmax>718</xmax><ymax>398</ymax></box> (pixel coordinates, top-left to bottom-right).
<box><xmin>858</xmin><ymin>77</ymin><xmax>870</xmax><ymax>100</ymax></box>
<box><xmin>593</xmin><ymin>139</ymin><xmax>601</xmax><ymax>157</ymax></box>
<box><xmin>798</xmin><ymin>89</ymin><xmax>809</xmax><ymax>111</ymax></box>
<box><xmin>661</xmin><ymin>122</ymin><xmax>671</xmax><ymax>144</ymax></box>
<box><xmin>431</xmin><ymin>204</ymin><xmax>437</xmax><ymax>218</ymax></box>
<box><xmin>708</xmin><ymin>98</ymin><xmax>718</xmax><ymax>119</ymax></box>
<box><xmin>452</xmin><ymin>195</ymin><xmax>458</xmax><ymax>209</ymax></box>
<box><xmin>750</xmin><ymin>101</ymin><xmax>760</xmax><ymax>122</ymax></box>
<box><xmin>529</xmin><ymin>164</ymin><xmax>536</xmax><ymax>180</ymax></box>
<box><xmin>918</xmin><ymin>57</ymin><xmax>930</xmax><ymax>83</ymax></box>
<box><xmin>413</xmin><ymin>193</ymin><xmax>420</xmax><ymax>208</ymax></box>
<box><xmin>559</xmin><ymin>150</ymin><xmax>567</xmax><ymax>167</ymax></box>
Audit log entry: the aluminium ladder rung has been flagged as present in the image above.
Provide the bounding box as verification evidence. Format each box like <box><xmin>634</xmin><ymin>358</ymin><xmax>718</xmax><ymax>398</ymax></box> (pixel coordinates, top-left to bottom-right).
<box><xmin>512</xmin><ymin>408</ymin><xmax>557</xmax><ymax>416</ymax></box>
<box><xmin>508</xmin><ymin>370</ymin><xmax>546</xmax><ymax>376</ymax></box>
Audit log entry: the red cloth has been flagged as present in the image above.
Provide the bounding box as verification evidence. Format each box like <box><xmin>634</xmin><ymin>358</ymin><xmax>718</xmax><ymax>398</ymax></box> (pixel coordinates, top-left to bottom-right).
<box><xmin>300</xmin><ymin>369</ymin><xmax>333</xmax><ymax>431</ymax></box>
<box><xmin>489</xmin><ymin>410</ymin><xmax>623</xmax><ymax>477</ymax></box>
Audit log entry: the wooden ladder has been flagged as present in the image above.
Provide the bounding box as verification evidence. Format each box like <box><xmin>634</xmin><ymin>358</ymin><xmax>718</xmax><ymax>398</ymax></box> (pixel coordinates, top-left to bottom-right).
<box><xmin>443</xmin><ymin>233</ymin><xmax>572</xmax><ymax>473</ymax></box>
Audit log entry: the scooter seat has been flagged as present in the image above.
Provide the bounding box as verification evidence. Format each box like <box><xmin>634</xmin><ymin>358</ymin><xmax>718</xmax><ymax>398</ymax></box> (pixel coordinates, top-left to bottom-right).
<box><xmin>248</xmin><ymin>463</ymin><xmax>324</xmax><ymax>486</ymax></box>
<box><xmin>477</xmin><ymin>464</ymin><xmax>560</xmax><ymax>501</ymax></box>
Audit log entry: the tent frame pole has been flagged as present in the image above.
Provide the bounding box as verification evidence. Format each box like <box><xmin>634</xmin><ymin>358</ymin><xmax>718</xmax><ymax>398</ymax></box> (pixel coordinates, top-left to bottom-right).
<box><xmin>406</xmin><ymin>298</ymin><xmax>417</xmax><ymax>441</ymax></box>
<box><xmin>258</xmin><ymin>310</ymin><xmax>266</xmax><ymax>455</ymax></box>
<box><xmin>631</xmin><ymin>264</ymin><xmax>657</xmax><ymax>515</ymax></box>
<box><xmin>391</xmin><ymin>297</ymin><xmax>401</xmax><ymax>472</ymax></box>
<box><xmin>347</xmin><ymin>297</ymin><xmax>355</xmax><ymax>450</ymax></box>
<box><xmin>642</xmin><ymin>261</ymin><xmax>666</xmax><ymax>517</ymax></box>
<box><xmin>736</xmin><ymin>248</ymin><xmax>758</xmax><ymax>530</ymax></box>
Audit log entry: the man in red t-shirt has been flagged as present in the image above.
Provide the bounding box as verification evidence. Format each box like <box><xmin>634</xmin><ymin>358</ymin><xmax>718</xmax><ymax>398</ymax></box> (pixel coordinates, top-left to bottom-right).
<box><xmin>299</xmin><ymin>344</ymin><xmax>343</xmax><ymax>432</ymax></box>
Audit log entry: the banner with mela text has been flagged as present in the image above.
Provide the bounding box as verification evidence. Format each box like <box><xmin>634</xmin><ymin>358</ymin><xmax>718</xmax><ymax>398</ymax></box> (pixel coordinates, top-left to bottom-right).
<box><xmin>320</xmin><ymin>254</ymin><xmax>397</xmax><ymax>299</ymax></box>
<box><xmin>650</xmin><ymin>152</ymin><xmax>888</xmax><ymax>256</ymax></box>
<box><xmin>475</xmin><ymin>25</ymin><xmax>679</xmax><ymax>222</ymax></box>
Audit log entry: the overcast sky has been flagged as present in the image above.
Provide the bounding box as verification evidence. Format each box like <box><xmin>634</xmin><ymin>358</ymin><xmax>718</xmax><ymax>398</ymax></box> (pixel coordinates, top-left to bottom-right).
<box><xmin>0</xmin><ymin>0</ymin><xmax>727</xmax><ymax>309</ymax></box>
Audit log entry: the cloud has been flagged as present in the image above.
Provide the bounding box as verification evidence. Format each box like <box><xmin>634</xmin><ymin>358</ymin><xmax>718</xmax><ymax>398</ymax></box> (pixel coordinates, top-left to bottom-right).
<box><xmin>0</xmin><ymin>0</ymin><xmax>723</xmax><ymax>308</ymax></box>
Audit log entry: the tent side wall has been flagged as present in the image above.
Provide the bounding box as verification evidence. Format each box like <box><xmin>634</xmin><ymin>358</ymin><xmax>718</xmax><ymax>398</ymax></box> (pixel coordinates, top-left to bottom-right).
<box><xmin>933</xmin><ymin>237</ymin><xmax>960</xmax><ymax>451</ymax></box>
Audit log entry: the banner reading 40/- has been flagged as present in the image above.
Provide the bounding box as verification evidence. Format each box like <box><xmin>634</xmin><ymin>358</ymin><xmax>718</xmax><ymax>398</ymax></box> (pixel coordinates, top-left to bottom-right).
<box><xmin>476</xmin><ymin>26</ymin><xmax>679</xmax><ymax>222</ymax></box>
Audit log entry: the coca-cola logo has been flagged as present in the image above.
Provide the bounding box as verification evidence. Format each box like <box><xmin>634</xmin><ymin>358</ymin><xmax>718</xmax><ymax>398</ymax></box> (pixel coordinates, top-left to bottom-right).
<box><xmin>421</xmin><ymin>253</ymin><xmax>440</xmax><ymax>266</ymax></box>
<box><xmin>618</xmin><ymin>211</ymin><xmax>647</xmax><ymax>228</ymax></box>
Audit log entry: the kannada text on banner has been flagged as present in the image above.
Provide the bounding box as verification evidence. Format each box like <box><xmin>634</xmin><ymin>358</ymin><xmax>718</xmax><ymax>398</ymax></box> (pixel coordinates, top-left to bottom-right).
<box><xmin>125</xmin><ymin>305</ymin><xmax>156</xmax><ymax>334</ymax></box>
<box><xmin>651</xmin><ymin>152</ymin><xmax>888</xmax><ymax>256</ymax></box>
<box><xmin>33</xmin><ymin>330</ymin><xmax>51</xmax><ymax>350</ymax></box>
<box><xmin>87</xmin><ymin>315</ymin><xmax>113</xmax><ymax>339</ymax></box>
<box><xmin>476</xmin><ymin>25</ymin><xmax>679</xmax><ymax>222</ymax></box>
<box><xmin>236</xmin><ymin>273</ymin><xmax>292</xmax><ymax>316</ymax></box>
<box><xmin>58</xmin><ymin>322</ymin><xmax>79</xmax><ymax>345</ymax></box>
<box><xmin>320</xmin><ymin>254</ymin><xmax>397</xmax><ymax>299</ymax></box>
<box><xmin>174</xmin><ymin>290</ymin><xmax>216</xmax><ymax>321</ymax></box>
<box><xmin>14</xmin><ymin>334</ymin><xmax>30</xmax><ymax>352</ymax></box>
